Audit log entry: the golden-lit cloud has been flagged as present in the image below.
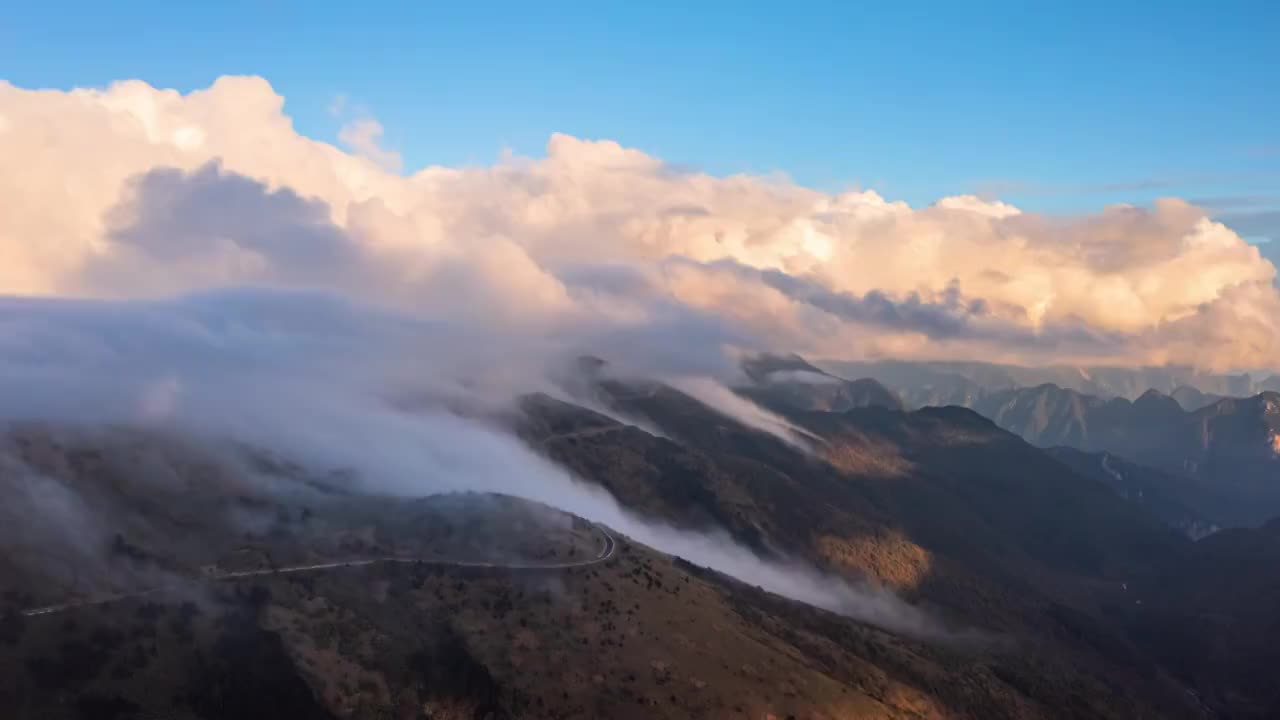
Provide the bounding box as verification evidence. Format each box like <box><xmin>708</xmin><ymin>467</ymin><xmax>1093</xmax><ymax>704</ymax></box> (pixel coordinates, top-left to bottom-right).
<box><xmin>0</xmin><ymin>76</ymin><xmax>1276</xmax><ymax>370</ymax></box>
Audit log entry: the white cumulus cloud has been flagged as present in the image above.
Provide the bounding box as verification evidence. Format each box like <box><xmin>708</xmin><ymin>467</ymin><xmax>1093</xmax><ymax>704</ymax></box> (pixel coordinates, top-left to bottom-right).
<box><xmin>0</xmin><ymin>75</ymin><xmax>1276</xmax><ymax>371</ymax></box>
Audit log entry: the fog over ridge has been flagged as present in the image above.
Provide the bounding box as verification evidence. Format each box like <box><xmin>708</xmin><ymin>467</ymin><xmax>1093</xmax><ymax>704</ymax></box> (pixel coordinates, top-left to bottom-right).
<box><xmin>0</xmin><ymin>289</ymin><xmax>976</xmax><ymax>641</ymax></box>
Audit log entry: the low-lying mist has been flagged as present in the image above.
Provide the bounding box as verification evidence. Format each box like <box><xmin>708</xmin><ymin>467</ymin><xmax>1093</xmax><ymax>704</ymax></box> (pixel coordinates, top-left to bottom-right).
<box><xmin>0</xmin><ymin>289</ymin><xmax>969</xmax><ymax>641</ymax></box>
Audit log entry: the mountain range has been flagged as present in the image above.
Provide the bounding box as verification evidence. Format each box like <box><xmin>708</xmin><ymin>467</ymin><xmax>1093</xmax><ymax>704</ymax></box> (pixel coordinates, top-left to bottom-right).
<box><xmin>519</xmin><ymin>372</ymin><xmax>1280</xmax><ymax>717</ymax></box>
<box><xmin>968</xmin><ymin>386</ymin><xmax>1280</xmax><ymax>527</ymax></box>
<box><xmin>791</xmin><ymin>357</ymin><xmax>1280</xmax><ymax>528</ymax></box>
<box><xmin>3</xmin><ymin>363</ymin><xmax>1280</xmax><ymax>718</ymax></box>
<box><xmin>821</xmin><ymin>359</ymin><xmax>1280</xmax><ymax>409</ymax></box>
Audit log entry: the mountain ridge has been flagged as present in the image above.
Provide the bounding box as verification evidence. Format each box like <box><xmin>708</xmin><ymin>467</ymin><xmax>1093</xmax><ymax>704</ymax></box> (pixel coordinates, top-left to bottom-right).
<box><xmin>821</xmin><ymin>359</ymin><xmax>1280</xmax><ymax>408</ymax></box>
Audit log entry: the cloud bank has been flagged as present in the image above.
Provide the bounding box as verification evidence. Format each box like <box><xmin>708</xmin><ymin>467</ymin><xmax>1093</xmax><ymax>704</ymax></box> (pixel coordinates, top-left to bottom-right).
<box><xmin>0</xmin><ymin>290</ymin><xmax>965</xmax><ymax>640</ymax></box>
<box><xmin>1</xmin><ymin>75</ymin><xmax>1277</xmax><ymax>371</ymax></box>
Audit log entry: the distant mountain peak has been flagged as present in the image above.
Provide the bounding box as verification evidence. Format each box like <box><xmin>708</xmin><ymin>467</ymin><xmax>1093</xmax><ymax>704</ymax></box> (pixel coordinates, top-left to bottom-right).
<box><xmin>740</xmin><ymin>352</ymin><xmax>824</xmax><ymax>382</ymax></box>
<box><xmin>1133</xmin><ymin>388</ymin><xmax>1182</xmax><ymax>415</ymax></box>
<box><xmin>739</xmin><ymin>353</ymin><xmax>904</xmax><ymax>412</ymax></box>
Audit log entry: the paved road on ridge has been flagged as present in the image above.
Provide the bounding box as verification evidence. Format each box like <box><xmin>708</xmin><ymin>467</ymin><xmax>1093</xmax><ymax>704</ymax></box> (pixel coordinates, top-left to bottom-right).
<box><xmin>21</xmin><ymin>524</ymin><xmax>616</xmax><ymax>617</ymax></box>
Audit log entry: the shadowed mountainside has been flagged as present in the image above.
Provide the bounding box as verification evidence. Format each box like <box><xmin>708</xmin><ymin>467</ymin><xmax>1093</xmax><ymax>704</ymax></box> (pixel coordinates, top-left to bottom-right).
<box><xmin>1047</xmin><ymin>447</ymin><xmax>1220</xmax><ymax>540</ymax></box>
<box><xmin>3</xmin><ymin>379</ymin><xmax>1280</xmax><ymax>717</ymax></box>
<box><xmin>520</xmin><ymin>374</ymin><xmax>1280</xmax><ymax>717</ymax></box>
<box><xmin>967</xmin><ymin>387</ymin><xmax>1280</xmax><ymax>526</ymax></box>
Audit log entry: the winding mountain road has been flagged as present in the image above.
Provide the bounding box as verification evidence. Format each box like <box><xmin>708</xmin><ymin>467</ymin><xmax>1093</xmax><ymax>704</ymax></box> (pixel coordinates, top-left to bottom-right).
<box><xmin>21</xmin><ymin>524</ymin><xmax>616</xmax><ymax>617</ymax></box>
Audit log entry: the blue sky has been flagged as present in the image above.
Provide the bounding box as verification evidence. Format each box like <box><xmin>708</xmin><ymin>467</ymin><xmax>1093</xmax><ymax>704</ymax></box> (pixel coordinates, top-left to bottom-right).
<box><xmin>2</xmin><ymin>1</ymin><xmax>1276</xmax><ymax>247</ymax></box>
